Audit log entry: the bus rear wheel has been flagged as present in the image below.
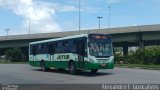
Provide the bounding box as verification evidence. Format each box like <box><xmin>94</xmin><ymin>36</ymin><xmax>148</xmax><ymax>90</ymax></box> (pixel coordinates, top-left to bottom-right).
<box><xmin>69</xmin><ymin>62</ymin><xmax>76</xmax><ymax>75</ymax></box>
<box><xmin>40</xmin><ymin>61</ymin><xmax>47</xmax><ymax>71</ymax></box>
<box><xmin>91</xmin><ymin>69</ymin><xmax>98</xmax><ymax>74</ymax></box>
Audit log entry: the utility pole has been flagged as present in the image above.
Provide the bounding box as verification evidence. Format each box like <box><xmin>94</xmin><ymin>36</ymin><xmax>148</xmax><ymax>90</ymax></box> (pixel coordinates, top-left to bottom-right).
<box><xmin>5</xmin><ymin>29</ymin><xmax>10</xmax><ymax>36</ymax></box>
<box><xmin>79</xmin><ymin>0</ymin><xmax>81</xmax><ymax>33</ymax></box>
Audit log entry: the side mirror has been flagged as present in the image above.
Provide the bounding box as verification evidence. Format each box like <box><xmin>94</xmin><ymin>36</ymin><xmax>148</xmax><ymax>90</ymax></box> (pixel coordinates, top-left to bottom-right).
<box><xmin>88</xmin><ymin>42</ymin><xmax>90</xmax><ymax>47</ymax></box>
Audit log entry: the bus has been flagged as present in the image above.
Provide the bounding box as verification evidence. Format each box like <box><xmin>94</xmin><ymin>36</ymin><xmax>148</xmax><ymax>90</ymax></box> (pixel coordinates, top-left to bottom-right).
<box><xmin>29</xmin><ymin>34</ymin><xmax>114</xmax><ymax>74</ymax></box>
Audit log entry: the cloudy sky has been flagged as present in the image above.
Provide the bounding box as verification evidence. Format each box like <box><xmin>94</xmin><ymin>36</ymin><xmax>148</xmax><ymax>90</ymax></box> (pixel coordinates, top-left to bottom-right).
<box><xmin>0</xmin><ymin>0</ymin><xmax>160</xmax><ymax>36</ymax></box>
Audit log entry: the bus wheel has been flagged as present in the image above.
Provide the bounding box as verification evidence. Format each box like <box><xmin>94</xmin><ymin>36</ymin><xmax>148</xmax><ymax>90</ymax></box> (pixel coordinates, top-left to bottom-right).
<box><xmin>69</xmin><ymin>62</ymin><xmax>76</xmax><ymax>75</ymax></box>
<box><xmin>91</xmin><ymin>69</ymin><xmax>98</xmax><ymax>74</ymax></box>
<box><xmin>40</xmin><ymin>61</ymin><xmax>46</xmax><ymax>71</ymax></box>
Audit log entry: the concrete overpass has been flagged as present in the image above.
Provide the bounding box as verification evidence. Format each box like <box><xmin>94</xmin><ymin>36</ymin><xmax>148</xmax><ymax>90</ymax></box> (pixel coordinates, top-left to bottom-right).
<box><xmin>1</xmin><ymin>24</ymin><xmax>160</xmax><ymax>56</ymax></box>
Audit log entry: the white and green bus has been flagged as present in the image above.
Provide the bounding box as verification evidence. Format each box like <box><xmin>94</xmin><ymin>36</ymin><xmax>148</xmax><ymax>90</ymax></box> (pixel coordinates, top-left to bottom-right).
<box><xmin>29</xmin><ymin>34</ymin><xmax>114</xmax><ymax>74</ymax></box>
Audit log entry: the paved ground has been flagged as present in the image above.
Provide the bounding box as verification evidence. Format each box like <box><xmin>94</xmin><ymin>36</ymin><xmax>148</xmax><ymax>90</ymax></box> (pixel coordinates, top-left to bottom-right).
<box><xmin>0</xmin><ymin>64</ymin><xmax>160</xmax><ymax>84</ymax></box>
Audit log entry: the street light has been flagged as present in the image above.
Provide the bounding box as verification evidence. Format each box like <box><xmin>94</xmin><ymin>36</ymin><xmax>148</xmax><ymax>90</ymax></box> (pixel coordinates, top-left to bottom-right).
<box><xmin>5</xmin><ymin>29</ymin><xmax>10</xmax><ymax>36</ymax></box>
<box><xmin>97</xmin><ymin>16</ymin><xmax>103</xmax><ymax>30</ymax></box>
<box><xmin>78</xmin><ymin>0</ymin><xmax>81</xmax><ymax>32</ymax></box>
<box><xmin>29</xmin><ymin>18</ymin><xmax>30</xmax><ymax>35</ymax></box>
<box><xmin>106</xmin><ymin>1</ymin><xmax>111</xmax><ymax>34</ymax></box>
<box><xmin>108</xmin><ymin>6</ymin><xmax>110</xmax><ymax>28</ymax></box>
<box><xmin>28</xmin><ymin>18</ymin><xmax>31</xmax><ymax>38</ymax></box>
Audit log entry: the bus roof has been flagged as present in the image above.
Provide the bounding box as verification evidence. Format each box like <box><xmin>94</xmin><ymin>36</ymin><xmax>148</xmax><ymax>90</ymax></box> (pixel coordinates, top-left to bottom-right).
<box><xmin>30</xmin><ymin>34</ymin><xmax>88</xmax><ymax>45</ymax></box>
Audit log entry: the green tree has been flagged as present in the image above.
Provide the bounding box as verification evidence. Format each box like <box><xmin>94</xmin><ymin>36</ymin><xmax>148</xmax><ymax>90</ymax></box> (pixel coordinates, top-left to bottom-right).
<box><xmin>5</xmin><ymin>47</ymin><xmax>24</xmax><ymax>62</ymax></box>
<box><xmin>114</xmin><ymin>46</ymin><xmax>160</xmax><ymax>65</ymax></box>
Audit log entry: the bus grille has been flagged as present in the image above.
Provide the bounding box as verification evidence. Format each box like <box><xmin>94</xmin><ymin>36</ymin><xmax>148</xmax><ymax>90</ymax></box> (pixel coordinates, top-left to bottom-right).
<box><xmin>97</xmin><ymin>59</ymin><xmax>109</xmax><ymax>61</ymax></box>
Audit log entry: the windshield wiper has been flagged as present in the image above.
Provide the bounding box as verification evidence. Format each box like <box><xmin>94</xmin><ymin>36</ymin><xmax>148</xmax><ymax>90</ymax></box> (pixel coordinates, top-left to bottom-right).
<box><xmin>95</xmin><ymin>56</ymin><xmax>110</xmax><ymax>58</ymax></box>
<box><xmin>93</xmin><ymin>42</ymin><xmax>99</xmax><ymax>56</ymax></box>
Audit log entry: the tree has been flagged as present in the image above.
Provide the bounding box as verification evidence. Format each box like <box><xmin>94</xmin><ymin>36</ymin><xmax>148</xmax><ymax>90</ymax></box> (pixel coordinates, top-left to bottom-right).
<box><xmin>5</xmin><ymin>47</ymin><xmax>24</xmax><ymax>62</ymax></box>
<box><xmin>114</xmin><ymin>46</ymin><xmax>160</xmax><ymax>65</ymax></box>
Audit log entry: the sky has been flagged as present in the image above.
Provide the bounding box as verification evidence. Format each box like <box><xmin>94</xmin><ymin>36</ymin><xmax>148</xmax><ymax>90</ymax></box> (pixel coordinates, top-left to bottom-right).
<box><xmin>0</xmin><ymin>0</ymin><xmax>160</xmax><ymax>36</ymax></box>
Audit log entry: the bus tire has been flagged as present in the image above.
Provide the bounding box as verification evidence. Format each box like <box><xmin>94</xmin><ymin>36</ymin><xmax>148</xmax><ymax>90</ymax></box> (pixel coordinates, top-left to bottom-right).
<box><xmin>91</xmin><ymin>69</ymin><xmax>98</xmax><ymax>74</ymax></box>
<box><xmin>40</xmin><ymin>61</ymin><xmax>46</xmax><ymax>71</ymax></box>
<box><xmin>69</xmin><ymin>62</ymin><xmax>76</xmax><ymax>75</ymax></box>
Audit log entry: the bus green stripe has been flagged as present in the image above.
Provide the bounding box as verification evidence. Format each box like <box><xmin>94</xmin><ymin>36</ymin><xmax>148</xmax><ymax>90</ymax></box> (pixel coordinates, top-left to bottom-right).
<box><xmin>29</xmin><ymin>61</ymin><xmax>114</xmax><ymax>70</ymax></box>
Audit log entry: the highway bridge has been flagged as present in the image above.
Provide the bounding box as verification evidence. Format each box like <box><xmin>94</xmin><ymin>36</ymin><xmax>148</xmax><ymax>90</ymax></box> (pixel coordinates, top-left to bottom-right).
<box><xmin>1</xmin><ymin>24</ymin><xmax>160</xmax><ymax>58</ymax></box>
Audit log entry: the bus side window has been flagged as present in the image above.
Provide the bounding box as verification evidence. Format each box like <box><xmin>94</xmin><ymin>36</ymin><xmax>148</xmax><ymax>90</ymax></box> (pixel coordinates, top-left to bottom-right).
<box><xmin>49</xmin><ymin>43</ymin><xmax>55</xmax><ymax>54</ymax></box>
<box><xmin>63</xmin><ymin>40</ymin><xmax>69</xmax><ymax>47</ymax></box>
<box><xmin>37</xmin><ymin>44</ymin><xmax>41</xmax><ymax>54</ymax></box>
<box><xmin>56</xmin><ymin>41</ymin><xmax>63</xmax><ymax>53</ymax></box>
<box><xmin>33</xmin><ymin>45</ymin><xmax>36</xmax><ymax>55</ymax></box>
<box><xmin>54</xmin><ymin>42</ymin><xmax>58</xmax><ymax>53</ymax></box>
<box><xmin>45</xmin><ymin>43</ymin><xmax>49</xmax><ymax>54</ymax></box>
<box><xmin>75</xmin><ymin>39</ymin><xmax>79</xmax><ymax>54</ymax></box>
<box><xmin>73</xmin><ymin>40</ymin><xmax>76</xmax><ymax>53</ymax></box>
<box><xmin>69</xmin><ymin>40</ymin><xmax>76</xmax><ymax>53</ymax></box>
<box><xmin>76</xmin><ymin>38</ymin><xmax>86</xmax><ymax>56</ymax></box>
<box><xmin>64</xmin><ymin>40</ymin><xmax>69</xmax><ymax>53</ymax></box>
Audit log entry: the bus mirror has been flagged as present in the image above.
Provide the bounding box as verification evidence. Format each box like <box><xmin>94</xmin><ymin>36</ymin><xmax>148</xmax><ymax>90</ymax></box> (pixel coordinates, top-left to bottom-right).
<box><xmin>88</xmin><ymin>42</ymin><xmax>90</xmax><ymax>47</ymax></box>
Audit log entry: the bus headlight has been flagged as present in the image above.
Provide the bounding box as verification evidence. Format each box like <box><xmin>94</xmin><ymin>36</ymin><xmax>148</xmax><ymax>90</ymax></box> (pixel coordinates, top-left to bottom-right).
<box><xmin>109</xmin><ymin>56</ymin><xmax>114</xmax><ymax>63</ymax></box>
<box><xmin>89</xmin><ymin>59</ymin><xmax>94</xmax><ymax>62</ymax></box>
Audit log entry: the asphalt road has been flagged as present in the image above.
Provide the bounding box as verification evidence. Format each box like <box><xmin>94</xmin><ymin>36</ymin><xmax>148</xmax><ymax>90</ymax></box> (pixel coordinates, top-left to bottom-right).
<box><xmin>0</xmin><ymin>64</ymin><xmax>160</xmax><ymax>90</ymax></box>
<box><xmin>0</xmin><ymin>64</ymin><xmax>160</xmax><ymax>84</ymax></box>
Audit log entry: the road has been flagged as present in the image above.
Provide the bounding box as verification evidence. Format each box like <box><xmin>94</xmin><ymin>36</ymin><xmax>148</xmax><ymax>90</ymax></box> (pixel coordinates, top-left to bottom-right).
<box><xmin>0</xmin><ymin>64</ymin><xmax>160</xmax><ymax>84</ymax></box>
<box><xmin>0</xmin><ymin>64</ymin><xmax>160</xmax><ymax>90</ymax></box>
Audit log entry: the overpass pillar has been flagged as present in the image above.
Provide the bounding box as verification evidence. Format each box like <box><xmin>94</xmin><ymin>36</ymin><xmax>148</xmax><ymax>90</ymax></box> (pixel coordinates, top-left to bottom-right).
<box><xmin>139</xmin><ymin>41</ymin><xmax>145</xmax><ymax>51</ymax></box>
<box><xmin>138</xmin><ymin>29</ymin><xmax>145</xmax><ymax>51</ymax></box>
<box><xmin>123</xmin><ymin>45</ymin><xmax>128</xmax><ymax>56</ymax></box>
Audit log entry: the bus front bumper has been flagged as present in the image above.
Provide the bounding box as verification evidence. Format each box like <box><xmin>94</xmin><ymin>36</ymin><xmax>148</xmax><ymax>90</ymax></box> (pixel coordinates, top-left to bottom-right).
<box><xmin>85</xmin><ymin>62</ymin><xmax>114</xmax><ymax>70</ymax></box>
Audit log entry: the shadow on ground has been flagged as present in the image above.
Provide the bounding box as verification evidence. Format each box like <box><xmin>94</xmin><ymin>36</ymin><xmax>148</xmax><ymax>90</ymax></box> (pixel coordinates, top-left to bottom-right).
<box><xmin>31</xmin><ymin>68</ymin><xmax>114</xmax><ymax>77</ymax></box>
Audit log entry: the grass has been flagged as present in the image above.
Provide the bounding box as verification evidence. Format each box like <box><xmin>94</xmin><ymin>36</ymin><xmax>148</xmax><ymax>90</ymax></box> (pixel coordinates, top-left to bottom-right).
<box><xmin>0</xmin><ymin>61</ymin><xmax>28</xmax><ymax>64</ymax></box>
<box><xmin>116</xmin><ymin>64</ymin><xmax>160</xmax><ymax>70</ymax></box>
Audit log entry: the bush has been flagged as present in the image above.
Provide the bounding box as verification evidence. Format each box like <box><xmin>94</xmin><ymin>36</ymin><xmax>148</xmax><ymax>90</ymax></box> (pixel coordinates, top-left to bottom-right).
<box><xmin>5</xmin><ymin>47</ymin><xmax>24</xmax><ymax>62</ymax></box>
<box><xmin>114</xmin><ymin>52</ymin><xmax>123</xmax><ymax>64</ymax></box>
<box><xmin>115</xmin><ymin>46</ymin><xmax>160</xmax><ymax>65</ymax></box>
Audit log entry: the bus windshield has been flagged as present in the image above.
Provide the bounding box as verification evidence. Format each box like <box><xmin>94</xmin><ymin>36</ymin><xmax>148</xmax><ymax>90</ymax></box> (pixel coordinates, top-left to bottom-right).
<box><xmin>89</xmin><ymin>35</ymin><xmax>113</xmax><ymax>57</ymax></box>
<box><xmin>89</xmin><ymin>41</ymin><xmax>112</xmax><ymax>57</ymax></box>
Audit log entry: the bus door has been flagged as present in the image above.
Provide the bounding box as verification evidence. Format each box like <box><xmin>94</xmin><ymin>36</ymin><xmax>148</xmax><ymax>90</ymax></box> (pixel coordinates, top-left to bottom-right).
<box><xmin>77</xmin><ymin>38</ymin><xmax>86</xmax><ymax>69</ymax></box>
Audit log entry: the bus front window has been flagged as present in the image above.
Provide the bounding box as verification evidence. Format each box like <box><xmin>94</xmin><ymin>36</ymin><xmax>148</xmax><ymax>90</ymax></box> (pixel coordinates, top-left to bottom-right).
<box><xmin>89</xmin><ymin>40</ymin><xmax>113</xmax><ymax>57</ymax></box>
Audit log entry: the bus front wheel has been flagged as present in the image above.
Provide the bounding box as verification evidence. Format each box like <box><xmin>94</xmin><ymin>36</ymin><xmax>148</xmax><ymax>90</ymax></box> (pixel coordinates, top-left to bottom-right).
<box><xmin>69</xmin><ymin>62</ymin><xmax>76</xmax><ymax>75</ymax></box>
<box><xmin>91</xmin><ymin>69</ymin><xmax>98</xmax><ymax>74</ymax></box>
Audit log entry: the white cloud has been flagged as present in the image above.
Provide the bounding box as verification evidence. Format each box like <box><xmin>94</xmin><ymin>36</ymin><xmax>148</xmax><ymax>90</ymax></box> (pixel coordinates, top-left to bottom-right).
<box><xmin>51</xmin><ymin>3</ymin><xmax>77</xmax><ymax>12</ymax></box>
<box><xmin>0</xmin><ymin>0</ymin><xmax>78</xmax><ymax>34</ymax></box>
<box><xmin>0</xmin><ymin>0</ymin><xmax>108</xmax><ymax>35</ymax></box>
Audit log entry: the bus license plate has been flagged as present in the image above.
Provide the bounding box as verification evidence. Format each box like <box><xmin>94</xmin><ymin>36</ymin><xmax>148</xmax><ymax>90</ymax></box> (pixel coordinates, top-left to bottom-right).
<box><xmin>101</xmin><ymin>64</ymin><xmax>106</xmax><ymax>67</ymax></box>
